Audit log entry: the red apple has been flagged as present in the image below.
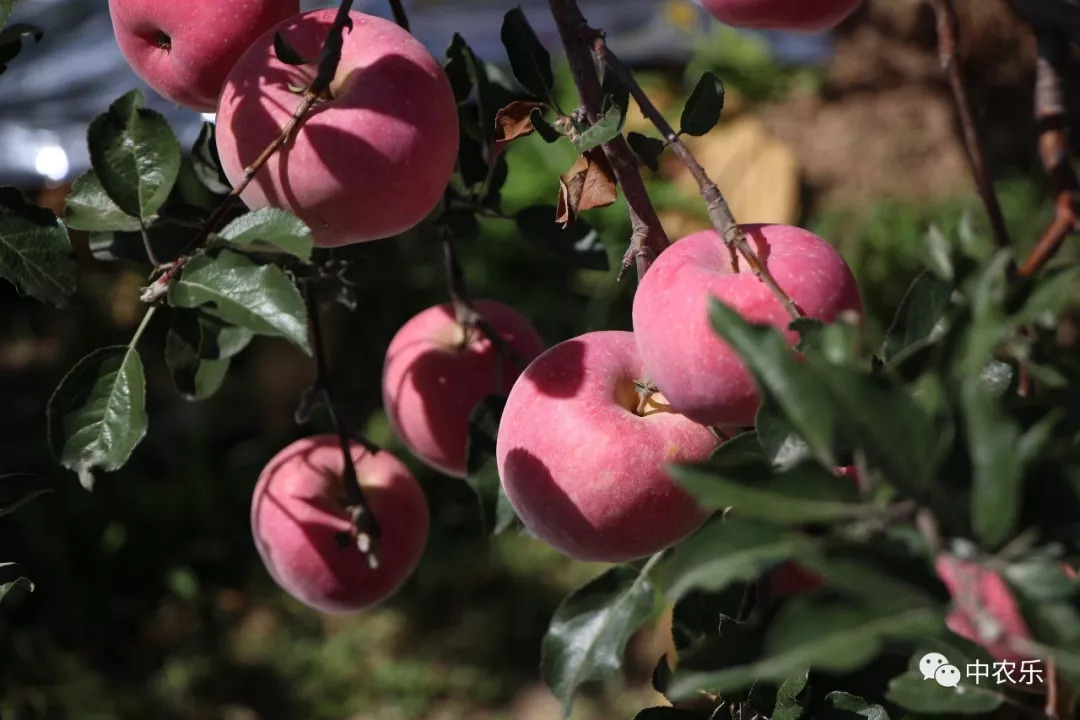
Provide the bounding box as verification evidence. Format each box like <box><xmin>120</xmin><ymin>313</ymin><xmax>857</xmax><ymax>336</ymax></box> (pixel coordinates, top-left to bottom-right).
<box><xmin>215</xmin><ymin>9</ymin><xmax>460</xmax><ymax>247</ymax></box>
<box><xmin>251</xmin><ymin>435</ymin><xmax>429</xmax><ymax>613</ymax></box>
<box><xmin>936</xmin><ymin>554</ymin><xmax>1033</xmax><ymax>663</ymax></box>
<box><xmin>108</xmin><ymin>0</ymin><xmax>299</xmax><ymax>112</ymax></box>
<box><xmin>496</xmin><ymin>331</ymin><xmax>721</xmax><ymax>563</ymax></box>
<box><xmin>383</xmin><ymin>300</ymin><xmax>546</xmax><ymax>478</ymax></box>
<box><xmin>769</xmin><ymin>561</ymin><xmax>824</xmax><ymax>598</ymax></box>
<box><xmin>632</xmin><ymin>226</ymin><xmax>862</xmax><ymax>427</ymax></box>
<box><xmin>700</xmin><ymin>0</ymin><xmax>863</xmax><ymax>32</ymax></box>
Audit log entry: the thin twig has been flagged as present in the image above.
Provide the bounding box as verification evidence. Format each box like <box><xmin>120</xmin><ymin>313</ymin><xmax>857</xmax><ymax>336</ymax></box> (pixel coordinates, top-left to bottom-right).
<box><xmin>928</xmin><ymin>0</ymin><xmax>1012</xmax><ymax>254</ymax></box>
<box><xmin>386</xmin><ymin>0</ymin><xmax>409</xmax><ymax>31</ymax></box>
<box><xmin>303</xmin><ymin>274</ymin><xmax>381</xmax><ymax>569</ymax></box>
<box><xmin>137</xmin><ymin>220</ymin><xmax>161</xmax><ymax>267</ymax></box>
<box><xmin>591</xmin><ymin>34</ymin><xmax>802</xmax><ymax>319</ymax></box>
<box><xmin>547</xmin><ymin>0</ymin><xmax>669</xmax><ymax>281</ymax></box>
<box><xmin>141</xmin><ymin>0</ymin><xmax>357</xmax><ymax>302</ymax></box>
<box><xmin>1019</xmin><ymin>30</ymin><xmax>1080</xmax><ymax>277</ymax></box>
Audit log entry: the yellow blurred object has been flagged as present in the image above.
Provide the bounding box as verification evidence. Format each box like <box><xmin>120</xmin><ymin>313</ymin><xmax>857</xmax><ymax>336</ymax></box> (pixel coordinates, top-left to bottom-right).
<box><xmin>662</xmin><ymin>115</ymin><xmax>800</xmax><ymax>238</ymax></box>
<box><xmin>665</xmin><ymin>0</ymin><xmax>699</xmax><ymax>31</ymax></box>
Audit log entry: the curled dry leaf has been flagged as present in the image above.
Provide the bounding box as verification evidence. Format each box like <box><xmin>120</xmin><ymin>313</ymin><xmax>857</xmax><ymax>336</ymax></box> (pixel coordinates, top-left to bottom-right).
<box><xmin>556</xmin><ymin>148</ymin><xmax>617</xmax><ymax>227</ymax></box>
<box><xmin>492</xmin><ymin>100</ymin><xmax>547</xmax><ymax>160</ymax></box>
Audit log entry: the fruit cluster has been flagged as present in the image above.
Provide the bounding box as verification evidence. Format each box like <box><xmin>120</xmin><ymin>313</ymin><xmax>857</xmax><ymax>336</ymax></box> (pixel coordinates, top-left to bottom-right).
<box><xmin>107</xmin><ymin>0</ymin><xmax>1015</xmax><ymax>663</ymax></box>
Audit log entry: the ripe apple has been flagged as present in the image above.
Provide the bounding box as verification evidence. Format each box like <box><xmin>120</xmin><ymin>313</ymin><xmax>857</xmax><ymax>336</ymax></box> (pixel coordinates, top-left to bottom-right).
<box><xmin>769</xmin><ymin>561</ymin><xmax>824</xmax><ymax>598</ymax></box>
<box><xmin>251</xmin><ymin>435</ymin><xmax>429</xmax><ymax>613</ymax></box>
<box><xmin>935</xmin><ymin>555</ymin><xmax>1033</xmax><ymax>663</ymax></box>
<box><xmin>496</xmin><ymin>331</ymin><xmax>721</xmax><ymax>563</ymax></box>
<box><xmin>383</xmin><ymin>300</ymin><xmax>546</xmax><ymax>478</ymax></box>
<box><xmin>632</xmin><ymin>225</ymin><xmax>862</xmax><ymax>427</ymax></box>
<box><xmin>215</xmin><ymin>9</ymin><xmax>460</xmax><ymax>247</ymax></box>
<box><xmin>108</xmin><ymin>0</ymin><xmax>299</xmax><ymax>112</ymax></box>
<box><xmin>700</xmin><ymin>0</ymin><xmax>863</xmax><ymax>32</ymax></box>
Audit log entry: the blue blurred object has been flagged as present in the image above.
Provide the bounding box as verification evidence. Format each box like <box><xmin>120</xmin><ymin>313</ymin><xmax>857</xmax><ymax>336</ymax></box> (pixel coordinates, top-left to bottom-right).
<box><xmin>0</xmin><ymin>0</ymin><xmax>834</xmax><ymax>187</ymax></box>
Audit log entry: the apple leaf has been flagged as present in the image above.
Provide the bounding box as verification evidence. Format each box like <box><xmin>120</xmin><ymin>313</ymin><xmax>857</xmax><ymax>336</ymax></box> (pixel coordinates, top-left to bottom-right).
<box><xmin>190</xmin><ymin>122</ymin><xmax>231</xmax><ymax>196</ymax></box>
<box><xmin>464</xmin><ymin>394</ymin><xmax>519</xmax><ymax>535</ymax></box>
<box><xmin>500</xmin><ymin>7</ymin><xmax>553</xmax><ymax>98</ymax></box>
<box><xmin>0</xmin><ymin>186</ymin><xmax>78</xmax><ymax>307</ymax></box>
<box><xmin>444</xmin><ymin>33</ymin><xmax>473</xmax><ymax>103</ymax></box>
<box><xmin>516</xmin><ymin>205</ymin><xmax>609</xmax><ymax>271</ymax></box>
<box><xmin>0</xmin><ymin>22</ymin><xmax>41</xmax><ymax>74</ymax></box>
<box><xmin>572</xmin><ymin>102</ymin><xmax>625</xmax><ymax>154</ymax></box>
<box><xmin>0</xmin><ymin>0</ymin><xmax>17</xmax><ymax>30</ymax></box>
<box><xmin>627</xmin><ymin>132</ymin><xmax>666</xmax><ymax>172</ymax></box>
<box><xmin>659</xmin><ymin>517</ymin><xmax>807</xmax><ymax>601</ymax></box>
<box><xmin>216</xmin><ymin>208</ymin><xmax>314</xmax><ymax>261</ymax></box>
<box><xmin>273</xmin><ymin>31</ymin><xmax>314</xmax><ymax>66</ymax></box>
<box><xmin>47</xmin><ymin>345</ymin><xmax>148</xmax><ymax>489</ymax></box>
<box><xmin>822</xmin><ymin>691</ymin><xmax>889</xmax><ymax>720</ymax></box>
<box><xmin>633</xmin><ymin>710</ymin><xmax>703</xmax><ymax>720</ymax></box>
<box><xmin>0</xmin><ymin>563</ymin><xmax>33</xmax><ymax>604</ymax></box>
<box><xmin>165</xmin><ymin>309</ymin><xmax>253</xmax><ymax>402</ymax></box>
<box><xmin>167</xmin><ymin>249</ymin><xmax>310</xmax><ymax>354</ymax></box>
<box><xmin>962</xmin><ymin>376</ymin><xmax>1023</xmax><ymax>549</ymax></box>
<box><xmin>542</xmin><ymin>564</ymin><xmax>659</xmax><ymax>716</ymax></box>
<box><xmin>88</xmin><ymin>224</ymin><xmax>192</xmax><ymax>265</ymax></box>
<box><xmin>772</xmin><ymin>669</ymin><xmax>810</xmax><ymax>720</ymax></box>
<box><xmin>88</xmin><ymin>89</ymin><xmax>181</xmax><ymax>219</ymax></box>
<box><xmin>530</xmin><ymin>107</ymin><xmax>563</xmax><ymax>143</ymax></box>
<box><xmin>881</xmin><ymin>270</ymin><xmax>953</xmax><ymax>363</ymax></box>
<box><xmin>680</xmin><ymin>72</ymin><xmax>725</xmax><ymax>136</ymax></box>
<box><xmin>64</xmin><ymin>170</ymin><xmax>144</xmax><ymax>232</ymax></box>
<box><xmin>0</xmin><ymin>474</ymin><xmax>51</xmax><ymax>519</ymax></box>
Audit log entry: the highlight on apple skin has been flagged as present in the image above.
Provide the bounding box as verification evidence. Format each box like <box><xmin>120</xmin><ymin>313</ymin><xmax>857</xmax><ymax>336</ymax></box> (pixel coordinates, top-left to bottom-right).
<box><xmin>632</xmin><ymin>225</ymin><xmax>862</xmax><ymax>427</ymax></box>
<box><xmin>700</xmin><ymin>0</ymin><xmax>863</xmax><ymax>32</ymax></box>
<box><xmin>382</xmin><ymin>300</ymin><xmax>546</xmax><ymax>478</ymax></box>
<box><xmin>496</xmin><ymin>330</ymin><xmax>721</xmax><ymax>563</ymax></box>
<box><xmin>108</xmin><ymin>0</ymin><xmax>300</xmax><ymax>112</ymax></box>
<box><xmin>215</xmin><ymin>9</ymin><xmax>460</xmax><ymax>247</ymax></box>
<box><xmin>251</xmin><ymin>435</ymin><xmax>429</xmax><ymax>614</ymax></box>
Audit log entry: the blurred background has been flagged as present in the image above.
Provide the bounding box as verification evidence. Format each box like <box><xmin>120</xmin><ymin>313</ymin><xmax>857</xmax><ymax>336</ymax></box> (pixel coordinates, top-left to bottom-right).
<box><xmin>0</xmin><ymin>0</ymin><xmax>1073</xmax><ymax>718</ymax></box>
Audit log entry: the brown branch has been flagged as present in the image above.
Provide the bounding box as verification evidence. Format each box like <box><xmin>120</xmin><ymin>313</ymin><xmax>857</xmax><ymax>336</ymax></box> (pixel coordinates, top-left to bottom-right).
<box><xmin>1019</xmin><ymin>30</ymin><xmax>1080</xmax><ymax>277</ymax></box>
<box><xmin>928</xmin><ymin>0</ymin><xmax>1012</xmax><ymax>254</ymax></box>
<box><xmin>589</xmin><ymin>35</ymin><xmax>802</xmax><ymax>319</ymax></box>
<box><xmin>303</xmin><ymin>276</ymin><xmax>381</xmax><ymax>569</ymax></box>
<box><xmin>386</xmin><ymin>0</ymin><xmax>409</xmax><ymax>31</ymax></box>
<box><xmin>141</xmin><ymin>0</ymin><xmax>356</xmax><ymax>303</ymax></box>
<box><xmin>547</xmin><ymin>0</ymin><xmax>669</xmax><ymax>281</ymax></box>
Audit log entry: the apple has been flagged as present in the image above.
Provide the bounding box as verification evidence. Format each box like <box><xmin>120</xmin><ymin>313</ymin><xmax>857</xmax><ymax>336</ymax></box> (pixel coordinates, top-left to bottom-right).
<box><xmin>632</xmin><ymin>225</ymin><xmax>862</xmax><ymax>427</ymax></box>
<box><xmin>383</xmin><ymin>300</ymin><xmax>546</xmax><ymax>478</ymax></box>
<box><xmin>215</xmin><ymin>9</ymin><xmax>460</xmax><ymax>247</ymax></box>
<box><xmin>496</xmin><ymin>331</ymin><xmax>721</xmax><ymax>563</ymax></box>
<box><xmin>251</xmin><ymin>435</ymin><xmax>429</xmax><ymax>613</ymax></box>
<box><xmin>769</xmin><ymin>561</ymin><xmax>824</xmax><ymax>598</ymax></box>
<box><xmin>108</xmin><ymin>0</ymin><xmax>299</xmax><ymax>112</ymax></box>
<box><xmin>935</xmin><ymin>555</ymin><xmax>1033</xmax><ymax>663</ymax></box>
<box><xmin>700</xmin><ymin>0</ymin><xmax>863</xmax><ymax>32</ymax></box>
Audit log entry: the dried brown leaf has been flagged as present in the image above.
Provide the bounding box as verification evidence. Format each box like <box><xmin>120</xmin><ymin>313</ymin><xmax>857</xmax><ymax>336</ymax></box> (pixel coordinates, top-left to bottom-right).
<box><xmin>492</xmin><ymin>101</ymin><xmax>547</xmax><ymax>160</ymax></box>
<box><xmin>555</xmin><ymin>148</ymin><xmax>617</xmax><ymax>227</ymax></box>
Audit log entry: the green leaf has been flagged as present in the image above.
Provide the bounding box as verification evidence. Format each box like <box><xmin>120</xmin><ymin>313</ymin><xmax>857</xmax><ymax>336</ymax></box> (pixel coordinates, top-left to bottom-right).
<box><xmin>464</xmin><ymin>395</ymin><xmax>518</xmax><ymax>535</ymax></box>
<box><xmin>88</xmin><ymin>224</ymin><xmax>192</xmax><ymax>265</ymax></box>
<box><xmin>680</xmin><ymin>72</ymin><xmax>725</xmax><ymax>136</ymax></box>
<box><xmin>773</xmin><ymin>669</ymin><xmax>810</xmax><ymax>720</ymax></box>
<box><xmin>500</xmin><ymin>7</ymin><xmax>553</xmax><ymax>98</ymax></box>
<box><xmin>87</xmin><ymin>89</ymin><xmax>181</xmax><ymax>219</ymax></box>
<box><xmin>1012</xmin><ymin>265</ymin><xmax>1080</xmax><ymax>326</ymax></box>
<box><xmin>0</xmin><ymin>186</ymin><xmax>78</xmax><ymax>306</ymax></box>
<box><xmin>0</xmin><ymin>562</ymin><xmax>33</xmax><ymax>603</ymax></box>
<box><xmin>886</xmin><ymin>671</ymin><xmax>1003</xmax><ymax>714</ymax></box>
<box><xmin>47</xmin><ymin>345</ymin><xmax>148</xmax><ymax>488</ymax></box>
<box><xmin>167</xmin><ymin>249</ymin><xmax>310</xmax><ymax>354</ymax></box>
<box><xmin>671</xmin><ymin>435</ymin><xmax>868</xmax><ymax>525</ymax></box>
<box><xmin>755</xmin><ymin>395</ymin><xmax>810</xmax><ymax>472</ymax></box>
<box><xmin>216</xmin><ymin>208</ymin><xmax>313</xmax><ymax>261</ymax></box>
<box><xmin>542</xmin><ymin>564</ymin><xmax>658</xmax><ymax>716</ymax></box>
<box><xmin>0</xmin><ymin>22</ymin><xmax>41</xmax><ymax>73</ymax></box>
<box><xmin>881</xmin><ymin>271</ymin><xmax>953</xmax><ymax>363</ymax></box>
<box><xmin>516</xmin><ymin>205</ymin><xmax>609</xmax><ymax>270</ymax></box>
<box><xmin>444</xmin><ymin>33</ymin><xmax>473</xmax><ymax>103</ymax></box>
<box><xmin>530</xmin><ymin>107</ymin><xmax>563</xmax><ymax>143</ymax></box>
<box><xmin>273</xmin><ymin>31</ymin><xmax>313</xmax><ymax>66</ymax></box>
<box><xmin>165</xmin><ymin>310</ymin><xmax>252</xmax><ymax>401</ymax></box>
<box><xmin>189</xmin><ymin>121</ymin><xmax>231</xmax><ymax>196</ymax></box>
<box><xmin>924</xmin><ymin>224</ymin><xmax>954</xmax><ymax>280</ymax></box>
<box><xmin>962</xmin><ymin>377</ymin><xmax>1022</xmax><ymax>548</ymax></box>
<box><xmin>659</xmin><ymin>517</ymin><xmax>806</xmax><ymax>600</ymax></box>
<box><xmin>821</xmin><ymin>691</ymin><xmax>888</xmax><ymax>720</ymax></box>
<box><xmin>627</xmin><ymin>132</ymin><xmax>666</xmax><ymax>172</ymax></box>
<box><xmin>0</xmin><ymin>0</ymin><xmax>17</xmax><ymax>29</ymax></box>
<box><xmin>0</xmin><ymin>474</ymin><xmax>51</xmax><ymax>519</ymax></box>
<box><xmin>572</xmin><ymin>103</ymin><xmax>625</xmax><ymax>154</ymax></box>
<box><xmin>709</xmin><ymin>300</ymin><xmax>836</xmax><ymax>466</ymax></box>
<box><xmin>64</xmin><ymin>169</ymin><xmax>143</xmax><ymax>232</ymax></box>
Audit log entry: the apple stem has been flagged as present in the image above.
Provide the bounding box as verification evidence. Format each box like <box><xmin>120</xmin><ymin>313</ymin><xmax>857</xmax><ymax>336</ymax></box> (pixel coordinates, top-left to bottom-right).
<box><xmin>303</xmin><ymin>266</ymin><xmax>382</xmax><ymax>569</ymax></box>
<box><xmin>928</xmin><ymin>0</ymin><xmax>1012</xmax><ymax>259</ymax></box>
<box><xmin>1019</xmin><ymin>29</ymin><xmax>1080</xmax><ymax>278</ymax></box>
<box><xmin>547</xmin><ymin>0</ymin><xmax>670</xmax><ymax>282</ymax></box>
<box><xmin>581</xmin><ymin>30</ymin><xmax>803</xmax><ymax>320</ymax></box>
